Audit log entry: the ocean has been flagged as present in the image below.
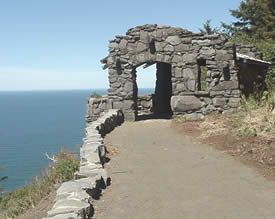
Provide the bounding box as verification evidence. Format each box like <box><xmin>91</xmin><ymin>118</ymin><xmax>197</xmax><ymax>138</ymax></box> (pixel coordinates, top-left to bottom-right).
<box><xmin>0</xmin><ymin>88</ymin><xmax>153</xmax><ymax>192</ymax></box>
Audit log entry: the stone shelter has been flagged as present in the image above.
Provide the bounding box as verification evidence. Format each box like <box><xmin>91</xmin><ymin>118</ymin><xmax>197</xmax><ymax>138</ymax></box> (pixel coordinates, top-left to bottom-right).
<box><xmin>88</xmin><ymin>24</ymin><xmax>271</xmax><ymax>122</ymax></box>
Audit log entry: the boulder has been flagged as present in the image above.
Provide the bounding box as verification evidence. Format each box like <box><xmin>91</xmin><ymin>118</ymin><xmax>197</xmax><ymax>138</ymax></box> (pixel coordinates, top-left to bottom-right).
<box><xmin>182</xmin><ymin>53</ymin><xmax>197</xmax><ymax>64</ymax></box>
<box><xmin>228</xmin><ymin>98</ymin><xmax>241</xmax><ymax>107</ymax></box>
<box><xmin>213</xmin><ymin>97</ymin><xmax>227</xmax><ymax>107</ymax></box>
<box><xmin>171</xmin><ymin>96</ymin><xmax>204</xmax><ymax>112</ymax></box>
<box><xmin>166</xmin><ymin>36</ymin><xmax>181</xmax><ymax>45</ymax></box>
<box><xmin>212</xmin><ymin>81</ymin><xmax>239</xmax><ymax>91</ymax></box>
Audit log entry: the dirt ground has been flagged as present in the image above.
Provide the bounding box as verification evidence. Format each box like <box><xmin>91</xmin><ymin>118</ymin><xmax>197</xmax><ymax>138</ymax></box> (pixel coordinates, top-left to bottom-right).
<box><xmin>174</xmin><ymin>115</ymin><xmax>275</xmax><ymax>181</ymax></box>
<box><xmin>94</xmin><ymin>119</ymin><xmax>275</xmax><ymax>219</ymax></box>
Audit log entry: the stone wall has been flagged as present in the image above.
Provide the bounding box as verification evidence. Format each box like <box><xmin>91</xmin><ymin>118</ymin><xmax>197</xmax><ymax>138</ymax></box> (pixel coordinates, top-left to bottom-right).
<box><xmin>137</xmin><ymin>95</ymin><xmax>153</xmax><ymax>113</ymax></box>
<box><xmin>44</xmin><ymin>109</ymin><xmax>124</xmax><ymax>219</ymax></box>
<box><xmin>86</xmin><ymin>96</ymin><xmax>112</xmax><ymax>123</ymax></box>
<box><xmin>101</xmin><ymin>24</ymin><xmax>245</xmax><ymax>120</ymax></box>
<box><xmin>95</xmin><ymin>24</ymin><xmax>270</xmax><ymax>121</ymax></box>
<box><xmin>87</xmin><ymin>94</ymin><xmax>154</xmax><ymax>122</ymax></box>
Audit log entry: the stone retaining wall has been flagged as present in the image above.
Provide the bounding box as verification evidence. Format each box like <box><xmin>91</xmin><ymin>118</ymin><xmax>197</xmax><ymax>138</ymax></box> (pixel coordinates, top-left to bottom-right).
<box><xmin>87</xmin><ymin>95</ymin><xmax>153</xmax><ymax>123</ymax></box>
<box><xmin>44</xmin><ymin>109</ymin><xmax>124</xmax><ymax>219</ymax></box>
<box><xmin>86</xmin><ymin>96</ymin><xmax>112</xmax><ymax>123</ymax></box>
<box><xmin>137</xmin><ymin>95</ymin><xmax>153</xmax><ymax>113</ymax></box>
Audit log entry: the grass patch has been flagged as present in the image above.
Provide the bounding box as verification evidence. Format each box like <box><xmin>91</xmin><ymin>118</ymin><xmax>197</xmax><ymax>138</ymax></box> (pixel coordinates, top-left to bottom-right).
<box><xmin>233</xmin><ymin>94</ymin><xmax>275</xmax><ymax>138</ymax></box>
<box><xmin>182</xmin><ymin>92</ymin><xmax>275</xmax><ymax>140</ymax></box>
<box><xmin>237</xmin><ymin>127</ymin><xmax>257</xmax><ymax>137</ymax></box>
<box><xmin>0</xmin><ymin>150</ymin><xmax>79</xmax><ymax>218</ymax></box>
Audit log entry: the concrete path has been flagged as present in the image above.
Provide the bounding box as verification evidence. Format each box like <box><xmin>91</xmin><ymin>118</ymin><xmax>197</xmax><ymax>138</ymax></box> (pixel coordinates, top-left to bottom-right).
<box><xmin>95</xmin><ymin>120</ymin><xmax>275</xmax><ymax>219</ymax></box>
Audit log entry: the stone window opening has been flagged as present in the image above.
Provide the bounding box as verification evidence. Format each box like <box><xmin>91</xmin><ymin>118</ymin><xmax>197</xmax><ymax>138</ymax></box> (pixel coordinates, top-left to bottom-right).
<box><xmin>116</xmin><ymin>59</ymin><xmax>122</xmax><ymax>75</ymax></box>
<box><xmin>149</xmin><ymin>39</ymin><xmax>156</xmax><ymax>54</ymax></box>
<box><xmin>197</xmin><ymin>58</ymin><xmax>207</xmax><ymax>91</ymax></box>
<box><xmin>223</xmin><ymin>66</ymin><xmax>231</xmax><ymax>81</ymax></box>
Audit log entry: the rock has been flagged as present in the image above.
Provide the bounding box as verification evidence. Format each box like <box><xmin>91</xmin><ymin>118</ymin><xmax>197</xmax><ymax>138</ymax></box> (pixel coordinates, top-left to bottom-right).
<box><xmin>192</xmin><ymin>39</ymin><xmax>211</xmax><ymax>46</ymax></box>
<box><xmin>47</xmin><ymin>200</ymin><xmax>90</xmax><ymax>217</ymax></box>
<box><xmin>228</xmin><ymin>98</ymin><xmax>241</xmax><ymax>107</ymax></box>
<box><xmin>109</xmin><ymin>76</ymin><xmax>117</xmax><ymax>83</ymax></box>
<box><xmin>215</xmin><ymin>50</ymin><xmax>232</xmax><ymax>61</ymax></box>
<box><xmin>174</xmin><ymin>68</ymin><xmax>182</xmax><ymax>78</ymax></box>
<box><xmin>136</xmin><ymin>42</ymin><xmax>147</xmax><ymax>52</ymax></box>
<box><xmin>200</xmin><ymin>48</ymin><xmax>215</xmax><ymax>56</ymax></box>
<box><xmin>155</xmin><ymin>42</ymin><xmax>166</xmax><ymax>51</ymax></box>
<box><xmin>112</xmin><ymin>82</ymin><xmax>121</xmax><ymax>88</ymax></box>
<box><xmin>213</xmin><ymin>97</ymin><xmax>227</xmax><ymax>107</ymax></box>
<box><xmin>175</xmin><ymin>43</ymin><xmax>191</xmax><ymax>52</ymax></box>
<box><xmin>175</xmin><ymin>84</ymin><xmax>187</xmax><ymax>92</ymax></box>
<box><xmin>206</xmin><ymin>104</ymin><xmax>216</xmax><ymax>112</ymax></box>
<box><xmin>212</xmin><ymin>81</ymin><xmax>239</xmax><ymax>91</ymax></box>
<box><xmin>109</xmin><ymin>42</ymin><xmax>118</xmax><ymax>49</ymax></box>
<box><xmin>81</xmin><ymin>151</ymin><xmax>101</xmax><ymax>164</ymax></box>
<box><xmin>123</xmin><ymin>100</ymin><xmax>134</xmax><ymax>110</ymax></box>
<box><xmin>166</xmin><ymin>36</ymin><xmax>181</xmax><ymax>45</ymax></box>
<box><xmin>172</xmin><ymin>55</ymin><xmax>182</xmax><ymax>63</ymax></box>
<box><xmin>119</xmin><ymin>39</ymin><xmax>128</xmax><ymax>50</ymax></box>
<box><xmin>171</xmin><ymin>96</ymin><xmax>204</xmax><ymax>112</ymax></box>
<box><xmin>124</xmin><ymin>82</ymin><xmax>133</xmax><ymax>93</ymax></box>
<box><xmin>140</xmin><ymin>30</ymin><xmax>149</xmax><ymax>43</ymax></box>
<box><xmin>182</xmin><ymin>68</ymin><xmax>195</xmax><ymax>79</ymax></box>
<box><xmin>43</xmin><ymin>213</ymin><xmax>79</xmax><ymax>219</ymax></box>
<box><xmin>164</xmin><ymin>44</ymin><xmax>174</xmax><ymax>52</ymax></box>
<box><xmin>186</xmin><ymin>79</ymin><xmax>196</xmax><ymax>91</ymax></box>
<box><xmin>182</xmin><ymin>53</ymin><xmax>197</xmax><ymax>64</ymax></box>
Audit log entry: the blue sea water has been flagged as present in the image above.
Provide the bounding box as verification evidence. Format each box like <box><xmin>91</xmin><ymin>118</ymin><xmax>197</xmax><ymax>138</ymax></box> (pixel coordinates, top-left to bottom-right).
<box><xmin>0</xmin><ymin>88</ymin><xmax>153</xmax><ymax>192</ymax></box>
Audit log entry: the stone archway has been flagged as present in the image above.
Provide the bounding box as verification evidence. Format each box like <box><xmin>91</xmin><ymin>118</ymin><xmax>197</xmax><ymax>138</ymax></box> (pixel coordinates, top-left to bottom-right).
<box><xmin>100</xmin><ymin>24</ymin><xmax>244</xmax><ymax>121</ymax></box>
<box><xmin>101</xmin><ymin>25</ymin><xmax>196</xmax><ymax>120</ymax></box>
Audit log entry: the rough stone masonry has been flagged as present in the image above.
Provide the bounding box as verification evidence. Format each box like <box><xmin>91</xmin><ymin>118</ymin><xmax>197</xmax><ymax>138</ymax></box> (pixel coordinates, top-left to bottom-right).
<box><xmin>44</xmin><ymin>110</ymin><xmax>124</xmax><ymax>219</ymax></box>
<box><xmin>89</xmin><ymin>24</ymin><xmax>271</xmax><ymax>121</ymax></box>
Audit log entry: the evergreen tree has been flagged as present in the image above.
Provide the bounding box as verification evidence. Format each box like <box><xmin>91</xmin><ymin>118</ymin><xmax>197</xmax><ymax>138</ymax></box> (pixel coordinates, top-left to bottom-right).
<box><xmin>199</xmin><ymin>20</ymin><xmax>219</xmax><ymax>35</ymax></box>
<box><xmin>222</xmin><ymin>0</ymin><xmax>275</xmax><ymax>87</ymax></box>
<box><xmin>223</xmin><ymin>0</ymin><xmax>275</xmax><ymax>40</ymax></box>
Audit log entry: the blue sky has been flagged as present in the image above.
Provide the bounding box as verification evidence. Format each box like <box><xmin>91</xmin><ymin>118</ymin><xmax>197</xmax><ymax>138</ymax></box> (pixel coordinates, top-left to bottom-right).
<box><xmin>0</xmin><ymin>0</ymin><xmax>241</xmax><ymax>91</ymax></box>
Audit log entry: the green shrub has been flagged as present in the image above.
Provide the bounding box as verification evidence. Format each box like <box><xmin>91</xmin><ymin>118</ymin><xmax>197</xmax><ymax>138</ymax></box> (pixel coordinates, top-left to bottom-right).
<box><xmin>238</xmin><ymin>127</ymin><xmax>257</xmax><ymax>137</ymax></box>
<box><xmin>0</xmin><ymin>150</ymin><xmax>79</xmax><ymax>218</ymax></box>
<box><xmin>233</xmin><ymin>93</ymin><xmax>275</xmax><ymax>138</ymax></box>
<box><xmin>90</xmin><ymin>91</ymin><xmax>102</xmax><ymax>98</ymax></box>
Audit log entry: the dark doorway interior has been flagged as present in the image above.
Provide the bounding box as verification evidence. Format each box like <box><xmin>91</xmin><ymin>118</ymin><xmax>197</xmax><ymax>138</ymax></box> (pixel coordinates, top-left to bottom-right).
<box><xmin>134</xmin><ymin>62</ymin><xmax>172</xmax><ymax>120</ymax></box>
<box><xmin>153</xmin><ymin>62</ymin><xmax>172</xmax><ymax>115</ymax></box>
<box><xmin>238</xmin><ymin>63</ymin><xmax>267</xmax><ymax>98</ymax></box>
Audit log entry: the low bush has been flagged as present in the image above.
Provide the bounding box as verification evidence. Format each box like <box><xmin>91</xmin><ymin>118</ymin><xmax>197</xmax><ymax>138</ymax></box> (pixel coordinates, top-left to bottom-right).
<box><xmin>90</xmin><ymin>91</ymin><xmax>102</xmax><ymax>98</ymax></box>
<box><xmin>0</xmin><ymin>150</ymin><xmax>79</xmax><ymax>218</ymax></box>
<box><xmin>233</xmin><ymin>93</ymin><xmax>275</xmax><ymax>138</ymax></box>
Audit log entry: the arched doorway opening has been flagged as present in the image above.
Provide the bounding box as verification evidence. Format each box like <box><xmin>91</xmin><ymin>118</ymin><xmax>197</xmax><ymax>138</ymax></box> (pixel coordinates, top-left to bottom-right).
<box><xmin>133</xmin><ymin>62</ymin><xmax>172</xmax><ymax>119</ymax></box>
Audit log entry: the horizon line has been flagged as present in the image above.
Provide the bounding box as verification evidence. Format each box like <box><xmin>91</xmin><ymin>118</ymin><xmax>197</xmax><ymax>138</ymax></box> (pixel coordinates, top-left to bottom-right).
<box><xmin>0</xmin><ymin>87</ymin><xmax>155</xmax><ymax>92</ymax></box>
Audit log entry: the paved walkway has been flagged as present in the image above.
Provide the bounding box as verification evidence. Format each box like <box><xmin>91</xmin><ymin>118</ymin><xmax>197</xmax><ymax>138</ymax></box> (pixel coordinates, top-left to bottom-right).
<box><xmin>95</xmin><ymin>120</ymin><xmax>275</xmax><ymax>219</ymax></box>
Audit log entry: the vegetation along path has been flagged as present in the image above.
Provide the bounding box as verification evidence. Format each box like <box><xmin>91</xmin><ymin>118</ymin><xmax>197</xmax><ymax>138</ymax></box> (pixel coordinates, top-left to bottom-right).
<box><xmin>95</xmin><ymin>119</ymin><xmax>275</xmax><ymax>219</ymax></box>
